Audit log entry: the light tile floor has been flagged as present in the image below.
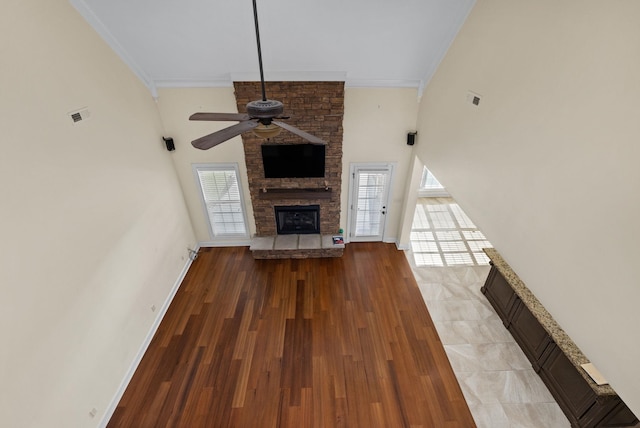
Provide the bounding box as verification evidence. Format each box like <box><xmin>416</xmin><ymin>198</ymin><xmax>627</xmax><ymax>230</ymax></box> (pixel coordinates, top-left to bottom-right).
<box><xmin>406</xmin><ymin>197</ymin><xmax>571</xmax><ymax>427</ymax></box>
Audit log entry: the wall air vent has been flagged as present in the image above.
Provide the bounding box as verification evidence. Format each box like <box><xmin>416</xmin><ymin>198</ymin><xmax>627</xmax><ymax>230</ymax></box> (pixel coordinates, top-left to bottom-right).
<box><xmin>466</xmin><ymin>91</ymin><xmax>482</xmax><ymax>107</ymax></box>
<box><xmin>68</xmin><ymin>107</ymin><xmax>91</xmax><ymax>125</ymax></box>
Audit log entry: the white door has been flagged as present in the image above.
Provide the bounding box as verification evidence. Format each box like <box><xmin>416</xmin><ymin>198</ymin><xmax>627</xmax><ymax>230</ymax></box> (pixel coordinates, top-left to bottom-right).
<box><xmin>348</xmin><ymin>164</ymin><xmax>393</xmax><ymax>242</ymax></box>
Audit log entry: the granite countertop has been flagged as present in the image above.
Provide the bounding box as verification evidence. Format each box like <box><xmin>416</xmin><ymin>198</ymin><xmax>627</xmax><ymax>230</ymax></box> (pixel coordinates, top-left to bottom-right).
<box><xmin>483</xmin><ymin>248</ymin><xmax>616</xmax><ymax>396</ymax></box>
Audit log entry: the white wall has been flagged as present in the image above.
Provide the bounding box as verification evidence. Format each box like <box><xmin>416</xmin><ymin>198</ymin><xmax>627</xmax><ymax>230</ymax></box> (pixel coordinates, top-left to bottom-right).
<box><xmin>342</xmin><ymin>88</ymin><xmax>419</xmax><ymax>243</ymax></box>
<box><xmin>397</xmin><ymin>155</ymin><xmax>426</xmax><ymax>249</ymax></box>
<box><xmin>155</xmin><ymin>87</ymin><xmax>255</xmax><ymax>243</ymax></box>
<box><xmin>156</xmin><ymin>86</ymin><xmax>419</xmax><ymax>246</ymax></box>
<box><xmin>0</xmin><ymin>2</ymin><xmax>195</xmax><ymax>426</ymax></box>
<box><xmin>415</xmin><ymin>0</ymin><xmax>640</xmax><ymax>414</ymax></box>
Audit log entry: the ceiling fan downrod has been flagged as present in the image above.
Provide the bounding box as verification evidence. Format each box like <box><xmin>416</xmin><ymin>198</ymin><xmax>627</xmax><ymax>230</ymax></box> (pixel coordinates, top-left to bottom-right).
<box><xmin>252</xmin><ymin>0</ymin><xmax>267</xmax><ymax>102</ymax></box>
<box><xmin>187</xmin><ymin>0</ymin><xmax>326</xmax><ymax>149</ymax></box>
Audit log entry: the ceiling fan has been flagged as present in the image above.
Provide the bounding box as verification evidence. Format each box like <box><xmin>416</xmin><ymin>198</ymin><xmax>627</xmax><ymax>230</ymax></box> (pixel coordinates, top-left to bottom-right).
<box><xmin>189</xmin><ymin>0</ymin><xmax>326</xmax><ymax>150</ymax></box>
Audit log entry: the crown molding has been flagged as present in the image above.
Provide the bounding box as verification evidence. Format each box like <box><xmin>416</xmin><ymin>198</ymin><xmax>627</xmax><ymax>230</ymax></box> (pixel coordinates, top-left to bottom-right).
<box><xmin>345</xmin><ymin>79</ymin><xmax>421</xmax><ymax>89</ymax></box>
<box><xmin>152</xmin><ymin>75</ymin><xmax>423</xmax><ymax>90</ymax></box>
<box><xmin>230</xmin><ymin>71</ymin><xmax>348</xmax><ymax>82</ymax></box>
<box><xmin>154</xmin><ymin>78</ymin><xmax>234</xmax><ymax>88</ymax></box>
<box><xmin>69</xmin><ymin>0</ymin><xmax>157</xmax><ymax>97</ymax></box>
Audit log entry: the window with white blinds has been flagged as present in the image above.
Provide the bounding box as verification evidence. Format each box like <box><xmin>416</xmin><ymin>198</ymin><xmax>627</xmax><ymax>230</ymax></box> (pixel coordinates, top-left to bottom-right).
<box><xmin>193</xmin><ymin>164</ymin><xmax>248</xmax><ymax>238</ymax></box>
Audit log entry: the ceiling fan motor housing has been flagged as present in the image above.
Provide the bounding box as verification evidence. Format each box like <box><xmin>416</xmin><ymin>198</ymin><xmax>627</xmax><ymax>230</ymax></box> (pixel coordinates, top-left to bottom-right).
<box><xmin>247</xmin><ymin>99</ymin><xmax>284</xmax><ymax>119</ymax></box>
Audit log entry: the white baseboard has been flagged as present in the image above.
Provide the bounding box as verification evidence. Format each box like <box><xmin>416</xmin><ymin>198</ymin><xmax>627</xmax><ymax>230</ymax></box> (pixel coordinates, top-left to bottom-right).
<box><xmin>199</xmin><ymin>239</ymin><xmax>251</xmax><ymax>247</ymax></box>
<box><xmin>396</xmin><ymin>242</ymin><xmax>410</xmax><ymax>250</ymax></box>
<box><xmin>98</xmin><ymin>245</ymin><xmax>199</xmax><ymax>427</ymax></box>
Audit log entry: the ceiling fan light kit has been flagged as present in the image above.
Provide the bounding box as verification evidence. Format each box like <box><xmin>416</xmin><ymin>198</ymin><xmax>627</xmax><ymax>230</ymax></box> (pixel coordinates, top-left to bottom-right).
<box><xmin>189</xmin><ymin>0</ymin><xmax>326</xmax><ymax>150</ymax></box>
<box><xmin>252</xmin><ymin>123</ymin><xmax>282</xmax><ymax>139</ymax></box>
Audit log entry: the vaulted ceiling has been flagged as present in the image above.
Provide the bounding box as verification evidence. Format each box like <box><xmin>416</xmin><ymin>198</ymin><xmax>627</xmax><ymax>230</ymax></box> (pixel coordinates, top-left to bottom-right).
<box><xmin>70</xmin><ymin>0</ymin><xmax>476</xmax><ymax>96</ymax></box>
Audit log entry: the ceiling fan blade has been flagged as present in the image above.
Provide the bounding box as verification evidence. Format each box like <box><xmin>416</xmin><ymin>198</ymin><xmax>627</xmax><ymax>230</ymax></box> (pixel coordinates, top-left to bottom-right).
<box><xmin>191</xmin><ymin>120</ymin><xmax>259</xmax><ymax>150</ymax></box>
<box><xmin>190</xmin><ymin>112</ymin><xmax>250</xmax><ymax>121</ymax></box>
<box><xmin>272</xmin><ymin>121</ymin><xmax>326</xmax><ymax>145</ymax></box>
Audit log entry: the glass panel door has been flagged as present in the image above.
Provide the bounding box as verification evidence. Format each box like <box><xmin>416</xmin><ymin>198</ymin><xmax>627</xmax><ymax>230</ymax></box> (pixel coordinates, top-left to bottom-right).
<box><xmin>349</xmin><ymin>165</ymin><xmax>392</xmax><ymax>242</ymax></box>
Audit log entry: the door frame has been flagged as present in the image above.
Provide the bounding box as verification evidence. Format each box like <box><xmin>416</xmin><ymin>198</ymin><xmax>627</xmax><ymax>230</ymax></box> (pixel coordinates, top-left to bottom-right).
<box><xmin>346</xmin><ymin>162</ymin><xmax>395</xmax><ymax>243</ymax></box>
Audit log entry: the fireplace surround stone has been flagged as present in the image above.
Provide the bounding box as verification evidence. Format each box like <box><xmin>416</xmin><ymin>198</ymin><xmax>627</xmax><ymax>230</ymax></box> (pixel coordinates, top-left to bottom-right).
<box><xmin>235</xmin><ymin>81</ymin><xmax>344</xmax><ymax>258</ymax></box>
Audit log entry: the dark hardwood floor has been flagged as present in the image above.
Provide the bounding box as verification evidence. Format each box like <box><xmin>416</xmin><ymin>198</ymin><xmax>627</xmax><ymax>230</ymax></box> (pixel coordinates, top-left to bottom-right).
<box><xmin>108</xmin><ymin>243</ymin><xmax>475</xmax><ymax>427</ymax></box>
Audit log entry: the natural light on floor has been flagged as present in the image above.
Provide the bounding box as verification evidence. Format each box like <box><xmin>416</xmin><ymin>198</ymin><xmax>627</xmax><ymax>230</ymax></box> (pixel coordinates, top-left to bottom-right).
<box><xmin>411</xmin><ymin>198</ymin><xmax>492</xmax><ymax>267</ymax></box>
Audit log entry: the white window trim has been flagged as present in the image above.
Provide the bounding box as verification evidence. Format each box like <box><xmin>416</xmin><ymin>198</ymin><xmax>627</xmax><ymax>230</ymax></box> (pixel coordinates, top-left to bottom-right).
<box><xmin>418</xmin><ymin>166</ymin><xmax>450</xmax><ymax>198</ymax></box>
<box><xmin>192</xmin><ymin>163</ymin><xmax>250</xmax><ymax>243</ymax></box>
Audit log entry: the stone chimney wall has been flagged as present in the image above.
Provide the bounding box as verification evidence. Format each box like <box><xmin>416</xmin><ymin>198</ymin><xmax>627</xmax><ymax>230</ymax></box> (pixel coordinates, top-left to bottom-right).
<box><xmin>234</xmin><ymin>82</ymin><xmax>344</xmax><ymax>236</ymax></box>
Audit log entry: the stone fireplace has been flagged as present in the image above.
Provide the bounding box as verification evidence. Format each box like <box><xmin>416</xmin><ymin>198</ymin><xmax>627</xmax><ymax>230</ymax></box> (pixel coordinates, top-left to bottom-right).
<box><xmin>235</xmin><ymin>81</ymin><xmax>345</xmax><ymax>258</ymax></box>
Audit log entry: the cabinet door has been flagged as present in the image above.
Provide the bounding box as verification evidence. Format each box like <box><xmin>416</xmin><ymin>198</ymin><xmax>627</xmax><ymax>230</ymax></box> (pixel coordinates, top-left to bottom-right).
<box><xmin>538</xmin><ymin>344</ymin><xmax>596</xmax><ymax>425</ymax></box>
<box><xmin>481</xmin><ymin>265</ymin><xmax>517</xmax><ymax>325</ymax></box>
<box><xmin>588</xmin><ymin>400</ymin><xmax>639</xmax><ymax>427</ymax></box>
<box><xmin>508</xmin><ymin>300</ymin><xmax>551</xmax><ymax>371</ymax></box>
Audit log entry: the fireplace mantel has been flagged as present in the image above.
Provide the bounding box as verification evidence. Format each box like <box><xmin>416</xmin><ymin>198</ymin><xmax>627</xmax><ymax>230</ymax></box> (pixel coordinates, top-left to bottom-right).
<box><xmin>258</xmin><ymin>187</ymin><xmax>333</xmax><ymax>200</ymax></box>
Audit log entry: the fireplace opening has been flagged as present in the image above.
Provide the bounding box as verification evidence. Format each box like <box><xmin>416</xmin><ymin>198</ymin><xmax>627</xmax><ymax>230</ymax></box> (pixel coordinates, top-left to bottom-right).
<box><xmin>275</xmin><ymin>205</ymin><xmax>320</xmax><ymax>235</ymax></box>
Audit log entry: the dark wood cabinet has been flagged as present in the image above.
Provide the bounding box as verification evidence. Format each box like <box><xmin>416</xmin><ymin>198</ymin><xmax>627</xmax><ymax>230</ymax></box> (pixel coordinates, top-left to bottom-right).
<box><xmin>537</xmin><ymin>343</ymin><xmax>637</xmax><ymax>427</ymax></box>
<box><xmin>481</xmin><ymin>262</ymin><xmax>638</xmax><ymax>428</ymax></box>
<box><xmin>538</xmin><ymin>343</ymin><xmax>599</xmax><ymax>425</ymax></box>
<box><xmin>508</xmin><ymin>300</ymin><xmax>552</xmax><ymax>371</ymax></box>
<box><xmin>480</xmin><ymin>263</ymin><xmax>517</xmax><ymax>325</ymax></box>
<box><xmin>588</xmin><ymin>401</ymin><xmax>640</xmax><ymax>427</ymax></box>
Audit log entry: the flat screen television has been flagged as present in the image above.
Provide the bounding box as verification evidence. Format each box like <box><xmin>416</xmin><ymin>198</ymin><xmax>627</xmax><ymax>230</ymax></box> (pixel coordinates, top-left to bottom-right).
<box><xmin>261</xmin><ymin>144</ymin><xmax>325</xmax><ymax>178</ymax></box>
